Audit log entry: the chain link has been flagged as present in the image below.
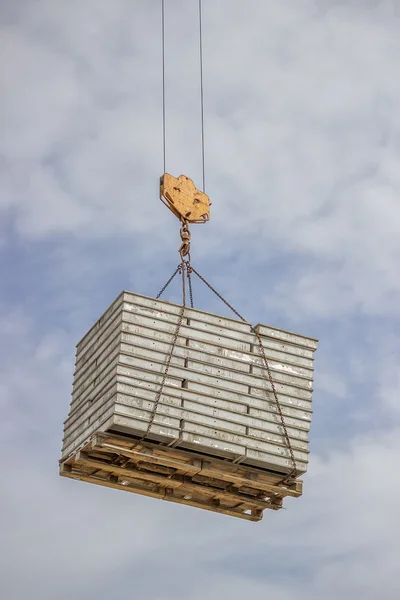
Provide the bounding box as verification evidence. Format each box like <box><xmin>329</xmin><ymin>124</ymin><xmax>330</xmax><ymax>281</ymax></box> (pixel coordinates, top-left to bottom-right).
<box><xmin>252</xmin><ymin>329</ymin><xmax>297</xmax><ymax>482</ymax></box>
<box><xmin>191</xmin><ymin>266</ymin><xmax>297</xmax><ymax>483</ymax></box>
<box><xmin>187</xmin><ymin>263</ymin><xmax>194</xmax><ymax>309</ymax></box>
<box><xmin>131</xmin><ymin>299</ymin><xmax>186</xmax><ymax>450</ymax></box>
<box><xmin>135</xmin><ymin>229</ymin><xmax>195</xmax><ymax>449</ymax></box>
<box><xmin>179</xmin><ymin>221</ymin><xmax>191</xmax><ymax>257</ymax></box>
<box><xmin>156</xmin><ymin>265</ymin><xmax>182</xmax><ymax>299</ymax></box>
<box><xmin>143</xmin><ymin>235</ymin><xmax>296</xmax><ymax>483</ymax></box>
<box><xmin>190</xmin><ymin>266</ymin><xmax>247</xmax><ymax>322</ymax></box>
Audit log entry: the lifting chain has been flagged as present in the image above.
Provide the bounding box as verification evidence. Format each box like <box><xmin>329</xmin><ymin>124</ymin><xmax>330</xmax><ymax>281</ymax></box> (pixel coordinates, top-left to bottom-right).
<box><xmin>133</xmin><ymin>223</ymin><xmax>195</xmax><ymax>450</ymax></box>
<box><xmin>156</xmin><ymin>264</ymin><xmax>181</xmax><ymax>299</ymax></box>
<box><xmin>140</xmin><ymin>230</ymin><xmax>297</xmax><ymax>485</ymax></box>
<box><xmin>132</xmin><ymin>298</ymin><xmax>186</xmax><ymax>450</ymax></box>
<box><xmin>179</xmin><ymin>221</ymin><xmax>195</xmax><ymax>309</ymax></box>
<box><xmin>132</xmin><ymin>263</ymin><xmax>187</xmax><ymax>449</ymax></box>
<box><xmin>189</xmin><ymin>266</ymin><xmax>298</xmax><ymax>484</ymax></box>
<box><xmin>252</xmin><ymin>329</ymin><xmax>298</xmax><ymax>483</ymax></box>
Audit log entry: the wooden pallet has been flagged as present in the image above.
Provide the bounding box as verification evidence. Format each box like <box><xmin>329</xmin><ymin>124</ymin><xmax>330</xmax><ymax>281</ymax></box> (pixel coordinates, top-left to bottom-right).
<box><xmin>59</xmin><ymin>431</ymin><xmax>303</xmax><ymax>522</ymax></box>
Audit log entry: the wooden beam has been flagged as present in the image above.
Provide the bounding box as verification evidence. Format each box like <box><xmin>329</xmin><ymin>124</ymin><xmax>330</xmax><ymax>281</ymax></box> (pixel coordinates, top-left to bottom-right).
<box><xmin>75</xmin><ymin>451</ymin><xmax>184</xmax><ymax>489</ymax></box>
<box><xmin>92</xmin><ymin>435</ymin><xmax>301</xmax><ymax>498</ymax></box>
<box><xmin>60</xmin><ymin>466</ymin><xmax>260</xmax><ymax>522</ymax></box>
<box><xmin>95</xmin><ymin>432</ymin><xmax>300</xmax><ymax>489</ymax></box>
<box><xmin>73</xmin><ymin>452</ymin><xmax>275</xmax><ymax>512</ymax></box>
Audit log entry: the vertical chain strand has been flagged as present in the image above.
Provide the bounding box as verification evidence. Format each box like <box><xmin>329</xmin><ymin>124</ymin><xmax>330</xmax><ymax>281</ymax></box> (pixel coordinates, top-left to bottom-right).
<box><xmin>187</xmin><ymin>263</ymin><xmax>194</xmax><ymax>308</ymax></box>
<box><xmin>132</xmin><ymin>302</ymin><xmax>186</xmax><ymax>449</ymax></box>
<box><xmin>181</xmin><ymin>260</ymin><xmax>187</xmax><ymax>307</ymax></box>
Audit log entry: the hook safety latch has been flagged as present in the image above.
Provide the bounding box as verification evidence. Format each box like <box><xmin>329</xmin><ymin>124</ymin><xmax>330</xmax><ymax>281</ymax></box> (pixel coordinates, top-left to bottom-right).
<box><xmin>179</xmin><ymin>221</ymin><xmax>191</xmax><ymax>257</ymax></box>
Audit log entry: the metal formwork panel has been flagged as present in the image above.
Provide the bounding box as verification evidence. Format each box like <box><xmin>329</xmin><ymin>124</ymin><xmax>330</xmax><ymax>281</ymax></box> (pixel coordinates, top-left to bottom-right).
<box><xmin>62</xmin><ymin>291</ymin><xmax>318</xmax><ymax>476</ymax></box>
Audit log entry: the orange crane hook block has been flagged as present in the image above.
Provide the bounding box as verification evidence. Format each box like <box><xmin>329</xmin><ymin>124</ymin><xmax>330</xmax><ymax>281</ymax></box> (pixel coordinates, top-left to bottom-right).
<box><xmin>160</xmin><ymin>173</ymin><xmax>211</xmax><ymax>223</ymax></box>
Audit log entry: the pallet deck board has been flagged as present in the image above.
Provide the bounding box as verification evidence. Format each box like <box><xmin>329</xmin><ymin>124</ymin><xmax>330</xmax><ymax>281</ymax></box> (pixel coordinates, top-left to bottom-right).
<box><xmin>60</xmin><ymin>431</ymin><xmax>302</xmax><ymax>522</ymax></box>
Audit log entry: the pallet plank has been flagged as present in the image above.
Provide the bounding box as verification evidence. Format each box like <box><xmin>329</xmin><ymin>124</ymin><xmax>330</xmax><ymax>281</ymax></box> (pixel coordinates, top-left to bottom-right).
<box><xmin>60</xmin><ymin>430</ymin><xmax>303</xmax><ymax>521</ymax></box>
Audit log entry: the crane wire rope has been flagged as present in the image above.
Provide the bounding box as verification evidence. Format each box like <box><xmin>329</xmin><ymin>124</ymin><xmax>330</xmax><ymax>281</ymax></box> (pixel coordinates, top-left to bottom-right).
<box><xmin>198</xmin><ymin>0</ymin><xmax>206</xmax><ymax>193</ymax></box>
<box><xmin>161</xmin><ymin>0</ymin><xmax>206</xmax><ymax>191</ymax></box>
<box><xmin>162</xmin><ymin>0</ymin><xmax>166</xmax><ymax>174</ymax></box>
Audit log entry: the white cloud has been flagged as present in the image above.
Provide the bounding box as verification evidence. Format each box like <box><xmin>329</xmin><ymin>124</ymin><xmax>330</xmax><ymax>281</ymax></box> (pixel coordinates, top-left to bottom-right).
<box><xmin>3</xmin><ymin>0</ymin><xmax>399</xmax><ymax>314</ymax></box>
<box><xmin>1</xmin><ymin>333</ymin><xmax>399</xmax><ymax>600</ymax></box>
<box><xmin>1</xmin><ymin>2</ymin><xmax>400</xmax><ymax>599</ymax></box>
<box><xmin>1</xmin><ymin>293</ymin><xmax>399</xmax><ymax>599</ymax></box>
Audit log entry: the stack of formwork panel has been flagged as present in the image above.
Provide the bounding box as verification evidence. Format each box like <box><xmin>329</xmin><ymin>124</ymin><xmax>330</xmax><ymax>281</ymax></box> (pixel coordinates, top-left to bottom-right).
<box><xmin>60</xmin><ymin>291</ymin><xmax>317</xmax><ymax>522</ymax></box>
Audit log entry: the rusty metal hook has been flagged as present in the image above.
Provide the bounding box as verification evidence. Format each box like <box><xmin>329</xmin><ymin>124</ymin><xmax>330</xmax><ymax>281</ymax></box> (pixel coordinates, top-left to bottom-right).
<box><xmin>179</xmin><ymin>220</ymin><xmax>191</xmax><ymax>257</ymax></box>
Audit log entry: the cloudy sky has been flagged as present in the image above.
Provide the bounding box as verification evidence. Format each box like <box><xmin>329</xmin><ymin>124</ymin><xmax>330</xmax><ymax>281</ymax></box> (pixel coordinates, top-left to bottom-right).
<box><xmin>1</xmin><ymin>0</ymin><xmax>400</xmax><ymax>598</ymax></box>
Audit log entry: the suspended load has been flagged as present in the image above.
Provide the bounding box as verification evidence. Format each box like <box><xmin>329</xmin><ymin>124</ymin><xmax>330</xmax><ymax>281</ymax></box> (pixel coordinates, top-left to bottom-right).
<box><xmin>60</xmin><ymin>240</ymin><xmax>318</xmax><ymax>521</ymax></box>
